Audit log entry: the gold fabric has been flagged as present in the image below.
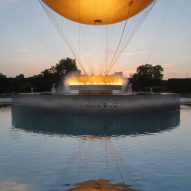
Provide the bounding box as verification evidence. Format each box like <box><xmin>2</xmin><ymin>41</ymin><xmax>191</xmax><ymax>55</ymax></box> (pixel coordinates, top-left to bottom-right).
<box><xmin>42</xmin><ymin>0</ymin><xmax>154</xmax><ymax>25</ymax></box>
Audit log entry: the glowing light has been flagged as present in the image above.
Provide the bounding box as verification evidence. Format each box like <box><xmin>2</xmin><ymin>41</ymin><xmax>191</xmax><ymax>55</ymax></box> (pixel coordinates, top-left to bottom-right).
<box><xmin>65</xmin><ymin>76</ymin><xmax>125</xmax><ymax>86</ymax></box>
<box><xmin>68</xmin><ymin>179</ymin><xmax>135</xmax><ymax>191</ymax></box>
<box><xmin>42</xmin><ymin>0</ymin><xmax>154</xmax><ymax>25</ymax></box>
<box><xmin>84</xmin><ymin>136</ymin><xmax>111</xmax><ymax>141</ymax></box>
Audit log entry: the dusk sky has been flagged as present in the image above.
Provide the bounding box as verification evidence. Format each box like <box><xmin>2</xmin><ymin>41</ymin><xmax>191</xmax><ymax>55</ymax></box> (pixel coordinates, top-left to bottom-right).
<box><xmin>0</xmin><ymin>0</ymin><xmax>191</xmax><ymax>79</ymax></box>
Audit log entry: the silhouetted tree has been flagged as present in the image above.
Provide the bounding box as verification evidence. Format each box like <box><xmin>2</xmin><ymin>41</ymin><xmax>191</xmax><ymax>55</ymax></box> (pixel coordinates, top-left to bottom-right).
<box><xmin>131</xmin><ymin>64</ymin><xmax>164</xmax><ymax>91</ymax></box>
<box><xmin>16</xmin><ymin>74</ymin><xmax>25</xmax><ymax>79</ymax></box>
<box><xmin>55</xmin><ymin>58</ymin><xmax>78</xmax><ymax>76</ymax></box>
<box><xmin>38</xmin><ymin>58</ymin><xmax>80</xmax><ymax>91</ymax></box>
<box><xmin>0</xmin><ymin>73</ymin><xmax>7</xmax><ymax>79</ymax></box>
<box><xmin>40</xmin><ymin>58</ymin><xmax>79</xmax><ymax>79</ymax></box>
<box><xmin>0</xmin><ymin>58</ymin><xmax>80</xmax><ymax>94</ymax></box>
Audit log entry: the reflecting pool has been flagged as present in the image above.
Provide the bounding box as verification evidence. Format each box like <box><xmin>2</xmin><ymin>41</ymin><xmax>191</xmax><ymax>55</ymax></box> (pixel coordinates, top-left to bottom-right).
<box><xmin>0</xmin><ymin>105</ymin><xmax>191</xmax><ymax>191</ymax></box>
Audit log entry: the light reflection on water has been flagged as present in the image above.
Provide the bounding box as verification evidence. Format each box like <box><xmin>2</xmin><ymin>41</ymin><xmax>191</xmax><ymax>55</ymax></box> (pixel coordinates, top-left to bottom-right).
<box><xmin>0</xmin><ymin>105</ymin><xmax>191</xmax><ymax>191</ymax></box>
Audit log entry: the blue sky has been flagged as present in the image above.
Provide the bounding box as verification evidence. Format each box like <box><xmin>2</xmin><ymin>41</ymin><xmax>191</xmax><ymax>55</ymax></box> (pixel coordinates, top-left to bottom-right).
<box><xmin>0</xmin><ymin>0</ymin><xmax>191</xmax><ymax>79</ymax></box>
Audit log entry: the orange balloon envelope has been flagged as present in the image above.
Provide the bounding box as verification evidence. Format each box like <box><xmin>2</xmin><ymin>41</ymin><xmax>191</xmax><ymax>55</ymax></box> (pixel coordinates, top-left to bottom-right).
<box><xmin>42</xmin><ymin>0</ymin><xmax>154</xmax><ymax>25</ymax></box>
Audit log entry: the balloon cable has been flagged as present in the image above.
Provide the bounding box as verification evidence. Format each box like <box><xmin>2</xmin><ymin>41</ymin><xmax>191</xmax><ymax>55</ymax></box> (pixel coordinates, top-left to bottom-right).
<box><xmin>39</xmin><ymin>0</ymin><xmax>88</xmax><ymax>75</ymax></box>
<box><xmin>104</xmin><ymin>0</ymin><xmax>157</xmax><ymax>75</ymax></box>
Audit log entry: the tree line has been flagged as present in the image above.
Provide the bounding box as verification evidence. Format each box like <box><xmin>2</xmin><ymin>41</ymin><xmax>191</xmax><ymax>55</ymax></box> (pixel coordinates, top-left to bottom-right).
<box><xmin>0</xmin><ymin>59</ymin><xmax>191</xmax><ymax>94</ymax></box>
<box><xmin>130</xmin><ymin>64</ymin><xmax>191</xmax><ymax>93</ymax></box>
<box><xmin>0</xmin><ymin>58</ymin><xmax>80</xmax><ymax>93</ymax></box>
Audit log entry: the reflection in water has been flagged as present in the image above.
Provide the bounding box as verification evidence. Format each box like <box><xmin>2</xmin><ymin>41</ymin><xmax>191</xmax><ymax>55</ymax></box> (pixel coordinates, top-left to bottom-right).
<box><xmin>83</xmin><ymin>136</ymin><xmax>111</xmax><ymax>141</ymax></box>
<box><xmin>11</xmin><ymin>105</ymin><xmax>180</xmax><ymax>137</ymax></box>
<box><xmin>10</xmin><ymin>105</ymin><xmax>181</xmax><ymax>191</ymax></box>
<box><xmin>0</xmin><ymin>180</ymin><xmax>29</xmax><ymax>191</ymax></box>
<box><xmin>67</xmin><ymin>179</ymin><xmax>134</xmax><ymax>191</ymax></box>
<box><xmin>0</xmin><ymin>105</ymin><xmax>186</xmax><ymax>191</ymax></box>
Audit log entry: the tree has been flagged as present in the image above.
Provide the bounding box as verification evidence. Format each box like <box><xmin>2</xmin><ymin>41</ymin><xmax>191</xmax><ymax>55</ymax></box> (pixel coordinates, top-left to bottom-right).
<box><xmin>152</xmin><ymin>65</ymin><xmax>163</xmax><ymax>80</ymax></box>
<box><xmin>0</xmin><ymin>73</ymin><xmax>7</xmax><ymax>79</ymax></box>
<box><xmin>0</xmin><ymin>58</ymin><xmax>81</xmax><ymax>93</ymax></box>
<box><xmin>55</xmin><ymin>58</ymin><xmax>79</xmax><ymax>77</ymax></box>
<box><xmin>40</xmin><ymin>58</ymin><xmax>80</xmax><ymax>79</ymax></box>
<box><xmin>16</xmin><ymin>74</ymin><xmax>25</xmax><ymax>79</ymax></box>
<box><xmin>131</xmin><ymin>64</ymin><xmax>164</xmax><ymax>91</ymax></box>
<box><xmin>32</xmin><ymin>58</ymin><xmax>80</xmax><ymax>92</ymax></box>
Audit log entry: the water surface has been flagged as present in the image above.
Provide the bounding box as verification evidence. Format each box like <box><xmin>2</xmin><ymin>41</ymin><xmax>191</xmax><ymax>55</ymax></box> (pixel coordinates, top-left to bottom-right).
<box><xmin>0</xmin><ymin>105</ymin><xmax>190</xmax><ymax>191</ymax></box>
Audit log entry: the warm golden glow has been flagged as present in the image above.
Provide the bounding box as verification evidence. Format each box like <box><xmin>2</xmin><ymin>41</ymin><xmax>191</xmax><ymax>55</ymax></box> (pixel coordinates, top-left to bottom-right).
<box><xmin>84</xmin><ymin>136</ymin><xmax>111</xmax><ymax>141</ymax></box>
<box><xmin>68</xmin><ymin>179</ymin><xmax>135</xmax><ymax>191</ymax></box>
<box><xmin>42</xmin><ymin>0</ymin><xmax>154</xmax><ymax>25</ymax></box>
<box><xmin>65</xmin><ymin>76</ymin><xmax>125</xmax><ymax>86</ymax></box>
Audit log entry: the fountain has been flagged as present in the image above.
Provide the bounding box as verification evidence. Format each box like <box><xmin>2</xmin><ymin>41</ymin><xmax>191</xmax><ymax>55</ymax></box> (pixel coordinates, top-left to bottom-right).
<box><xmin>12</xmin><ymin>75</ymin><xmax>180</xmax><ymax>115</ymax></box>
<box><xmin>11</xmin><ymin>0</ymin><xmax>180</xmax><ymax>115</ymax></box>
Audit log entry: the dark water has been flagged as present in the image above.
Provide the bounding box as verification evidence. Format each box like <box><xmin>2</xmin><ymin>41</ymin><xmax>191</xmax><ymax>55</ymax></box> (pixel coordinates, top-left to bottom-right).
<box><xmin>0</xmin><ymin>105</ymin><xmax>191</xmax><ymax>191</ymax></box>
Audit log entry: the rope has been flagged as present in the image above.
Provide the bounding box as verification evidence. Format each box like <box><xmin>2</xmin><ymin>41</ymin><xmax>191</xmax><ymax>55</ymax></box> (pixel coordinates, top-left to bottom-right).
<box><xmin>31</xmin><ymin>1</ymin><xmax>55</xmax><ymax>58</ymax></box>
<box><xmin>39</xmin><ymin>0</ymin><xmax>88</xmax><ymax>75</ymax></box>
<box><xmin>145</xmin><ymin>0</ymin><xmax>172</xmax><ymax>64</ymax></box>
<box><xmin>109</xmin><ymin>140</ymin><xmax>126</xmax><ymax>183</ymax></box>
<box><xmin>106</xmin><ymin>26</ymin><xmax>108</xmax><ymax>72</ymax></box>
<box><xmin>104</xmin><ymin>1</ymin><xmax>133</xmax><ymax>75</ymax></box>
<box><xmin>104</xmin><ymin>0</ymin><xmax>157</xmax><ymax>75</ymax></box>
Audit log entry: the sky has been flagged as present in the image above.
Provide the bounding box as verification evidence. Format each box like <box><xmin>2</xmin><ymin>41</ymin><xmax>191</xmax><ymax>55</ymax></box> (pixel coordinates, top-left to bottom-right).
<box><xmin>0</xmin><ymin>0</ymin><xmax>191</xmax><ymax>79</ymax></box>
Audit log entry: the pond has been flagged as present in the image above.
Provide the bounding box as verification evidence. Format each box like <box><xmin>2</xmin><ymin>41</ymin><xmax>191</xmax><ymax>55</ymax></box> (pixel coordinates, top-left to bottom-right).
<box><xmin>0</xmin><ymin>105</ymin><xmax>190</xmax><ymax>191</ymax></box>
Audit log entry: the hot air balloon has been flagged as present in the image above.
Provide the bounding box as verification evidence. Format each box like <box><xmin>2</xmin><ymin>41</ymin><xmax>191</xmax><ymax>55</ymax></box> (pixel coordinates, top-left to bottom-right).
<box><xmin>41</xmin><ymin>0</ymin><xmax>154</xmax><ymax>25</ymax></box>
<box><xmin>40</xmin><ymin>0</ymin><xmax>155</xmax><ymax>75</ymax></box>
